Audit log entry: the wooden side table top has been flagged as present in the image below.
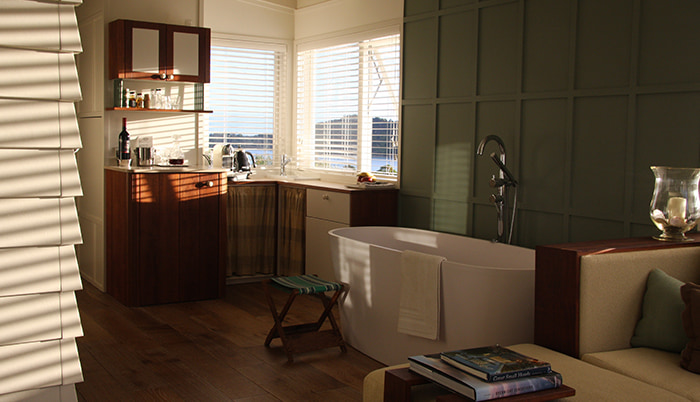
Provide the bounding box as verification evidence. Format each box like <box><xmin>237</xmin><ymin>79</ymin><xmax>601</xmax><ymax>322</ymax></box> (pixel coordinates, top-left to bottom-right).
<box><xmin>384</xmin><ymin>367</ymin><xmax>575</xmax><ymax>402</ymax></box>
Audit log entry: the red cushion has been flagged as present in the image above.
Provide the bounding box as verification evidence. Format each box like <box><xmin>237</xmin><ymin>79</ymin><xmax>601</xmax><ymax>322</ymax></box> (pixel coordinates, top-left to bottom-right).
<box><xmin>680</xmin><ymin>282</ymin><xmax>700</xmax><ymax>373</ymax></box>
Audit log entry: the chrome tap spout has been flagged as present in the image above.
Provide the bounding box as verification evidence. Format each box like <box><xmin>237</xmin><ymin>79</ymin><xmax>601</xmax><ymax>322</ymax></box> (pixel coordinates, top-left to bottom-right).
<box><xmin>477</xmin><ymin>134</ymin><xmax>506</xmax><ymax>164</ymax></box>
<box><xmin>280</xmin><ymin>154</ymin><xmax>291</xmax><ymax>176</ymax></box>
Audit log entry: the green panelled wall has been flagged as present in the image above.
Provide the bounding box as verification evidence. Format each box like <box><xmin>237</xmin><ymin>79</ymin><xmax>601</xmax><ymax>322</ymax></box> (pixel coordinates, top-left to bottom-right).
<box><xmin>399</xmin><ymin>0</ymin><xmax>700</xmax><ymax>248</ymax></box>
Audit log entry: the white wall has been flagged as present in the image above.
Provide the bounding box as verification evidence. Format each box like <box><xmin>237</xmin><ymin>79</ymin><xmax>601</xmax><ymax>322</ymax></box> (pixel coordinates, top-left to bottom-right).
<box><xmin>106</xmin><ymin>0</ymin><xmax>200</xmax><ymax>26</ymax></box>
<box><xmin>203</xmin><ymin>0</ymin><xmax>294</xmax><ymax>39</ymax></box>
<box><xmin>294</xmin><ymin>0</ymin><xmax>402</xmax><ymax>41</ymax></box>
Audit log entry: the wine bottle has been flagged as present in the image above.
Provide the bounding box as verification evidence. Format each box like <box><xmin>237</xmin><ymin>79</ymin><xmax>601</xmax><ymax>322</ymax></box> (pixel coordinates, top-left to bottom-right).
<box><xmin>118</xmin><ymin>118</ymin><xmax>130</xmax><ymax>161</ymax></box>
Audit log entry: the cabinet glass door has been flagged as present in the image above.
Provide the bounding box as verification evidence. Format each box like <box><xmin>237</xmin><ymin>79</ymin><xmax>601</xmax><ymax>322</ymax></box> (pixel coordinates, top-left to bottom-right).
<box><xmin>131</xmin><ymin>27</ymin><xmax>160</xmax><ymax>75</ymax></box>
<box><xmin>166</xmin><ymin>25</ymin><xmax>210</xmax><ymax>83</ymax></box>
<box><xmin>172</xmin><ymin>31</ymin><xmax>199</xmax><ymax>77</ymax></box>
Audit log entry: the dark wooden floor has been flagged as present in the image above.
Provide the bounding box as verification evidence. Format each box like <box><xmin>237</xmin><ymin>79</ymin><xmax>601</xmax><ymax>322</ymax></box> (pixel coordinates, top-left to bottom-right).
<box><xmin>75</xmin><ymin>281</ymin><xmax>385</xmax><ymax>401</ymax></box>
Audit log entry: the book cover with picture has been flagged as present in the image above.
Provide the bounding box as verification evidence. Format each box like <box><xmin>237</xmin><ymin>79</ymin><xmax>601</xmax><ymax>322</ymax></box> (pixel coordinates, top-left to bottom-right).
<box><xmin>440</xmin><ymin>345</ymin><xmax>551</xmax><ymax>382</ymax></box>
<box><xmin>409</xmin><ymin>353</ymin><xmax>562</xmax><ymax>401</ymax></box>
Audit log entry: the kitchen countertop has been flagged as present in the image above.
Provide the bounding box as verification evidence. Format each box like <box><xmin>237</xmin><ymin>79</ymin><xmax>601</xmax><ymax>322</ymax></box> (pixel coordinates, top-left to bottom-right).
<box><xmin>228</xmin><ymin>176</ymin><xmax>397</xmax><ymax>192</ymax></box>
<box><xmin>105</xmin><ymin>166</ymin><xmax>229</xmax><ymax>174</ymax></box>
<box><xmin>104</xmin><ymin>166</ymin><xmax>398</xmax><ymax>192</ymax></box>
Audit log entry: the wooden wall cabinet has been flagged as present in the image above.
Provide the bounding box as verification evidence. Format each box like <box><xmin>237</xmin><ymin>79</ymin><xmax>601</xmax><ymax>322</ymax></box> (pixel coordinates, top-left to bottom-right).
<box><xmin>106</xmin><ymin>169</ymin><xmax>226</xmax><ymax>306</ymax></box>
<box><xmin>109</xmin><ymin>19</ymin><xmax>211</xmax><ymax>83</ymax></box>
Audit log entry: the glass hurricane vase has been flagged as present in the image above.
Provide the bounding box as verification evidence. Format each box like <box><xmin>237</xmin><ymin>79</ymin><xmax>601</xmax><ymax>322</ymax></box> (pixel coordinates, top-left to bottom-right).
<box><xmin>649</xmin><ymin>166</ymin><xmax>700</xmax><ymax>241</ymax></box>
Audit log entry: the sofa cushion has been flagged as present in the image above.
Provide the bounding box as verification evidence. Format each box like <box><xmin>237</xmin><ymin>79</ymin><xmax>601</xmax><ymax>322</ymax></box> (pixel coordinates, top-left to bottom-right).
<box><xmin>681</xmin><ymin>282</ymin><xmax>700</xmax><ymax>373</ymax></box>
<box><xmin>583</xmin><ymin>347</ymin><xmax>699</xmax><ymax>401</ymax></box>
<box><xmin>630</xmin><ymin>268</ymin><xmax>687</xmax><ymax>352</ymax></box>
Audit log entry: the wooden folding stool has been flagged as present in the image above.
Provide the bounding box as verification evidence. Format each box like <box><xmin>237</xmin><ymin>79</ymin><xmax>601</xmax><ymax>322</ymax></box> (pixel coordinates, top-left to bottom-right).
<box><xmin>263</xmin><ymin>275</ymin><xmax>348</xmax><ymax>362</ymax></box>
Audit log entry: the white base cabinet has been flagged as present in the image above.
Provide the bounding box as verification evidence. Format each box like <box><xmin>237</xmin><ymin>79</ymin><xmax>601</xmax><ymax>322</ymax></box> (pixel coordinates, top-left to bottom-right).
<box><xmin>305</xmin><ymin>217</ymin><xmax>348</xmax><ymax>281</ymax></box>
<box><xmin>304</xmin><ymin>187</ymin><xmax>398</xmax><ymax>282</ymax></box>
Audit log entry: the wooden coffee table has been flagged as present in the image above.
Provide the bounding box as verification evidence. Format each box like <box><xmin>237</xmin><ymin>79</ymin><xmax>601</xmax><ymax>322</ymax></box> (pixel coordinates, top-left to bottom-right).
<box><xmin>384</xmin><ymin>367</ymin><xmax>575</xmax><ymax>402</ymax></box>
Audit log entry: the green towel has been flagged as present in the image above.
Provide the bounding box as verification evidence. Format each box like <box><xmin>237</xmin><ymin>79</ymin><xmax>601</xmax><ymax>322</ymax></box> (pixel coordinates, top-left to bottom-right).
<box><xmin>271</xmin><ymin>275</ymin><xmax>342</xmax><ymax>294</ymax></box>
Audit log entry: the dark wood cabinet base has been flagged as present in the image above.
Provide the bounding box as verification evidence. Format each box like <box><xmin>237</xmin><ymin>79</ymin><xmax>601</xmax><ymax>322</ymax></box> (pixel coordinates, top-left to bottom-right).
<box><xmin>105</xmin><ymin>168</ymin><xmax>226</xmax><ymax>306</ymax></box>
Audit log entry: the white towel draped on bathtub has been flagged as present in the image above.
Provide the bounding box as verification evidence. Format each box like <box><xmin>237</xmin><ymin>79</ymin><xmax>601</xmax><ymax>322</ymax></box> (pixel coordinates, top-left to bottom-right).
<box><xmin>397</xmin><ymin>250</ymin><xmax>445</xmax><ymax>340</ymax></box>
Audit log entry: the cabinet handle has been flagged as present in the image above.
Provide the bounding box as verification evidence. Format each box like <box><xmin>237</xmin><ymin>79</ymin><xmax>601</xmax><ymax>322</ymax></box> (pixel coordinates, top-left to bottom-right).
<box><xmin>151</xmin><ymin>73</ymin><xmax>175</xmax><ymax>81</ymax></box>
<box><xmin>196</xmin><ymin>181</ymin><xmax>214</xmax><ymax>188</ymax></box>
<box><xmin>322</xmin><ymin>194</ymin><xmax>330</xmax><ymax>200</ymax></box>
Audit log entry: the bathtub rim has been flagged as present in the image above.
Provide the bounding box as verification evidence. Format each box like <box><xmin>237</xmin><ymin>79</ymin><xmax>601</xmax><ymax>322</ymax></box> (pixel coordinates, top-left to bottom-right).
<box><xmin>328</xmin><ymin>226</ymin><xmax>534</xmax><ymax>272</ymax></box>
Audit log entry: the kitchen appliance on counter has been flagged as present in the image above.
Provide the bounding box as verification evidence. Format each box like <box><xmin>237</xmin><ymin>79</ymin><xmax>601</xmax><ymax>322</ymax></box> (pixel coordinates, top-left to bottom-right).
<box><xmin>213</xmin><ymin>145</ymin><xmax>257</xmax><ymax>181</ymax></box>
<box><xmin>136</xmin><ymin>136</ymin><xmax>154</xmax><ymax>166</ymax></box>
<box><xmin>233</xmin><ymin>148</ymin><xmax>256</xmax><ymax>172</ymax></box>
<box><xmin>213</xmin><ymin>144</ymin><xmax>235</xmax><ymax>169</ymax></box>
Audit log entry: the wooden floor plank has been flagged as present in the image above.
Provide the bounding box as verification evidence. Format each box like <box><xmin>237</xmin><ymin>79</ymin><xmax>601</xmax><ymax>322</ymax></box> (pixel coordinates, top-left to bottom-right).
<box><xmin>75</xmin><ymin>281</ymin><xmax>385</xmax><ymax>401</ymax></box>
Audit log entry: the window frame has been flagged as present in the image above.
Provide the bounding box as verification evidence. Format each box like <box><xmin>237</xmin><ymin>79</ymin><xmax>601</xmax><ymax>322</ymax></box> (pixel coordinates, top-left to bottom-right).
<box><xmin>294</xmin><ymin>25</ymin><xmax>401</xmax><ymax>182</ymax></box>
<box><xmin>204</xmin><ymin>34</ymin><xmax>291</xmax><ymax>168</ymax></box>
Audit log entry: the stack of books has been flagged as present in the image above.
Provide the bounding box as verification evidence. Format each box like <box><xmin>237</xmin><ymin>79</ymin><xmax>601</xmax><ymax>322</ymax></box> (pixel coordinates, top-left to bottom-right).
<box><xmin>408</xmin><ymin>345</ymin><xmax>563</xmax><ymax>401</ymax></box>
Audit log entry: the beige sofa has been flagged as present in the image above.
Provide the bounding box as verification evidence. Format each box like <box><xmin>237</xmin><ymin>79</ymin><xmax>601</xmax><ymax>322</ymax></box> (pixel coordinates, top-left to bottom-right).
<box><xmin>363</xmin><ymin>238</ymin><xmax>700</xmax><ymax>401</ymax></box>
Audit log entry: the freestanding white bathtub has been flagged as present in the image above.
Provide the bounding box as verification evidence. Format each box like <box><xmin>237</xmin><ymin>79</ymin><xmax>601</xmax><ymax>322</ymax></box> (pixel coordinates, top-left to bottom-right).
<box><xmin>328</xmin><ymin>226</ymin><xmax>536</xmax><ymax>366</ymax></box>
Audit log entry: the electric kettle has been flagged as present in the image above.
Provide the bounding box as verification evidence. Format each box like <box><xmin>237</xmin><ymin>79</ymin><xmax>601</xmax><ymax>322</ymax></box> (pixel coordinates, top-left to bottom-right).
<box><xmin>233</xmin><ymin>148</ymin><xmax>256</xmax><ymax>172</ymax></box>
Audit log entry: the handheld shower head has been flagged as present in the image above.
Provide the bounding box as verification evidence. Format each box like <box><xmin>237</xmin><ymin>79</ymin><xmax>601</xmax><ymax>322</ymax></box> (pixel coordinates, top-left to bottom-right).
<box><xmin>490</xmin><ymin>152</ymin><xmax>518</xmax><ymax>186</ymax></box>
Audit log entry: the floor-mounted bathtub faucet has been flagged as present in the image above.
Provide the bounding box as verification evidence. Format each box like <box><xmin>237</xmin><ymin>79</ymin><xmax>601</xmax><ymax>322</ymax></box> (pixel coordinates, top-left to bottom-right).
<box><xmin>476</xmin><ymin>135</ymin><xmax>518</xmax><ymax>244</ymax></box>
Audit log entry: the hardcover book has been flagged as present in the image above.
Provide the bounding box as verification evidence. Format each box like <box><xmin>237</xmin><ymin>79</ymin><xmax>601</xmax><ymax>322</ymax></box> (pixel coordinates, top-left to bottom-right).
<box><xmin>409</xmin><ymin>354</ymin><xmax>562</xmax><ymax>401</ymax></box>
<box><xmin>440</xmin><ymin>345</ymin><xmax>551</xmax><ymax>382</ymax></box>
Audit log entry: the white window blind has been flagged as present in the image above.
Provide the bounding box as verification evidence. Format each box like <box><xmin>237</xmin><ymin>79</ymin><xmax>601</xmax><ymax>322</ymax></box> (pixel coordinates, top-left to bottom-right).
<box><xmin>206</xmin><ymin>40</ymin><xmax>286</xmax><ymax>166</ymax></box>
<box><xmin>296</xmin><ymin>33</ymin><xmax>400</xmax><ymax>177</ymax></box>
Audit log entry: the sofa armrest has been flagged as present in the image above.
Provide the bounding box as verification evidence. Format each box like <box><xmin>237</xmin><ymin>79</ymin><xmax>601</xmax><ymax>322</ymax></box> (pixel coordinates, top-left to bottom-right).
<box><xmin>535</xmin><ymin>238</ymin><xmax>700</xmax><ymax>357</ymax></box>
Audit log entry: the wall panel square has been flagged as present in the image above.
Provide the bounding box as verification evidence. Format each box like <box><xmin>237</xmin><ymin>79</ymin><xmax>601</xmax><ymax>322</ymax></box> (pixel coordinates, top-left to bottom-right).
<box><xmin>477</xmin><ymin>2</ymin><xmax>519</xmax><ymax>95</ymax></box>
<box><xmin>435</xmin><ymin>102</ymin><xmax>474</xmax><ymax>200</ymax></box>
<box><xmin>439</xmin><ymin>11</ymin><xmax>477</xmax><ymax>98</ymax></box>
<box><xmin>399</xmin><ymin>194</ymin><xmax>433</xmax><ymax>229</ymax></box>
<box><xmin>519</xmin><ymin>98</ymin><xmax>567</xmax><ymax>210</ymax></box>
<box><xmin>575</xmin><ymin>0</ymin><xmax>634</xmax><ymax>89</ymax></box>
<box><xmin>403</xmin><ymin>18</ymin><xmax>437</xmax><ymax>99</ymax></box>
<box><xmin>571</xmin><ymin>96</ymin><xmax>628</xmax><ymax>216</ymax></box>
<box><xmin>433</xmin><ymin>198</ymin><xmax>468</xmax><ymax>235</ymax></box>
<box><xmin>522</xmin><ymin>0</ymin><xmax>571</xmax><ymax>92</ymax></box>
<box><xmin>638</xmin><ymin>1</ymin><xmax>700</xmax><ymax>86</ymax></box>
<box><xmin>401</xmin><ymin>104</ymin><xmax>436</xmax><ymax>195</ymax></box>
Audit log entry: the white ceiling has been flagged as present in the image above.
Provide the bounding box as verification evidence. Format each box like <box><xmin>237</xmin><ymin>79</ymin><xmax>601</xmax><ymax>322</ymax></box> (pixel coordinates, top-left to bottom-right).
<box><xmin>265</xmin><ymin>0</ymin><xmax>331</xmax><ymax>9</ymax></box>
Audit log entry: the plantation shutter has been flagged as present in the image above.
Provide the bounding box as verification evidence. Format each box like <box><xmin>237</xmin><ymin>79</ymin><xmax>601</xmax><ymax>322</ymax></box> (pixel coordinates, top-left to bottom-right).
<box><xmin>207</xmin><ymin>40</ymin><xmax>286</xmax><ymax>167</ymax></box>
<box><xmin>296</xmin><ymin>32</ymin><xmax>400</xmax><ymax>177</ymax></box>
<box><xmin>0</xmin><ymin>0</ymin><xmax>84</xmax><ymax>399</ymax></box>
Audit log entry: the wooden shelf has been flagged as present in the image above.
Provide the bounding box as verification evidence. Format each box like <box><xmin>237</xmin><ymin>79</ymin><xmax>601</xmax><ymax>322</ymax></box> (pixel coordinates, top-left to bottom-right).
<box><xmin>106</xmin><ymin>107</ymin><xmax>213</xmax><ymax>113</ymax></box>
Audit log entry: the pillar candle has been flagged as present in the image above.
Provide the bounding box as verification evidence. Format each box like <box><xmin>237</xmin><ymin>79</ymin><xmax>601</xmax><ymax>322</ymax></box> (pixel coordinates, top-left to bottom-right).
<box><xmin>667</xmin><ymin>196</ymin><xmax>687</xmax><ymax>219</ymax></box>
